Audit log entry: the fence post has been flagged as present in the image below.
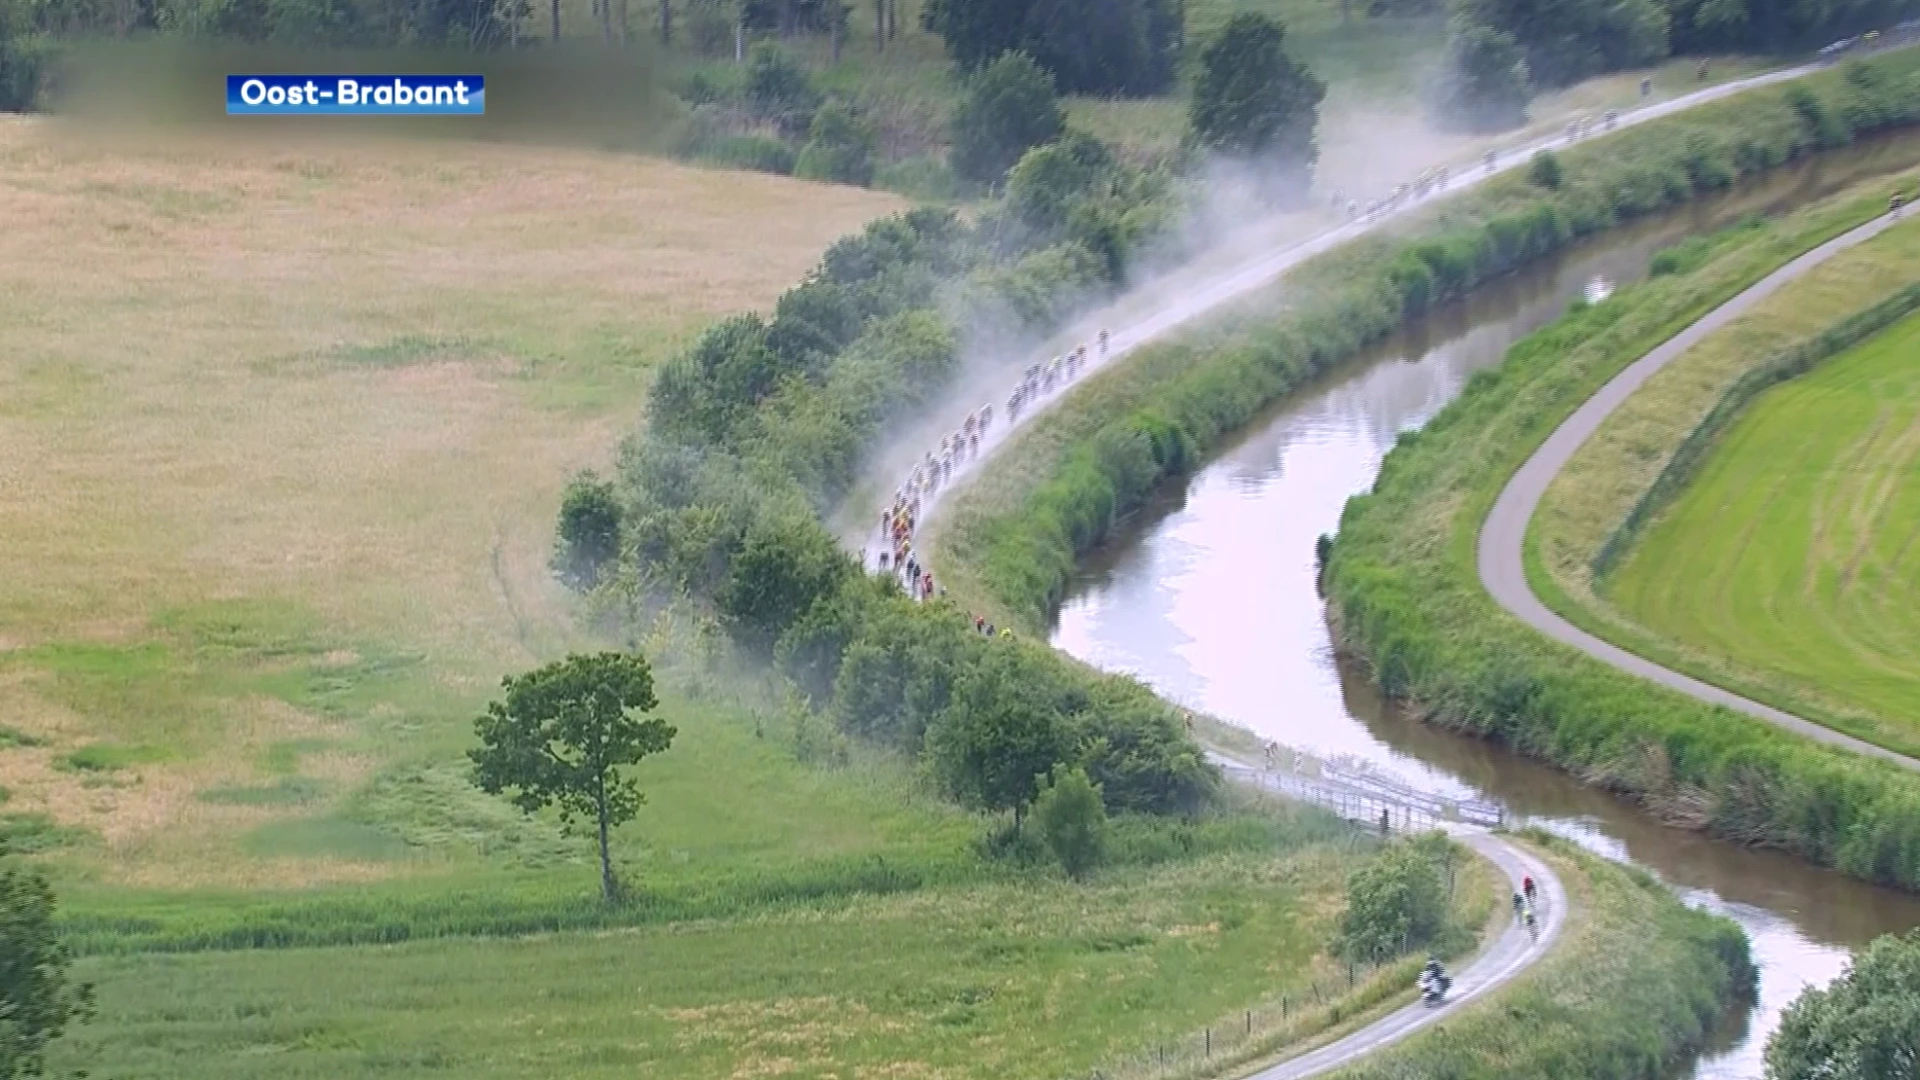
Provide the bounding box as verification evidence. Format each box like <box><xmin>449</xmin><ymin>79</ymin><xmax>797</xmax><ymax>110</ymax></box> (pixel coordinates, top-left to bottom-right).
<box><xmin>1206</xmin><ymin>1028</ymin><xmax>1211</xmax><ymax>1057</ymax></box>
<box><xmin>1246</xmin><ymin>1010</ymin><xmax>1251</xmax><ymax>1035</ymax></box>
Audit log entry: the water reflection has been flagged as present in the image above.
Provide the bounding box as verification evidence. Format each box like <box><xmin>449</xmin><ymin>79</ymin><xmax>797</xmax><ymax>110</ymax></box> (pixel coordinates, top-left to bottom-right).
<box><xmin>1051</xmin><ymin>143</ymin><xmax>1920</xmax><ymax>1077</ymax></box>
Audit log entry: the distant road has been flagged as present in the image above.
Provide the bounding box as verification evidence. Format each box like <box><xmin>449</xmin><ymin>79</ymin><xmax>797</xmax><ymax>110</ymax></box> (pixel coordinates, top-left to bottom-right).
<box><xmin>1478</xmin><ymin>207</ymin><xmax>1920</xmax><ymax>773</ymax></box>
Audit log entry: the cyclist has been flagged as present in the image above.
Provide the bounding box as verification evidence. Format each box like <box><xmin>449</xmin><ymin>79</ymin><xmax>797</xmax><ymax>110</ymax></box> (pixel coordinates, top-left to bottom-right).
<box><xmin>1523</xmin><ymin>875</ymin><xmax>1537</xmax><ymax>905</ymax></box>
<box><xmin>1512</xmin><ymin>891</ymin><xmax>1525</xmax><ymax>920</ymax></box>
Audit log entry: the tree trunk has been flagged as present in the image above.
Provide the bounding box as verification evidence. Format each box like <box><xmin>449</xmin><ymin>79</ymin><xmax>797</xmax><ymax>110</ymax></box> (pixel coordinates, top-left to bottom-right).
<box><xmin>874</xmin><ymin>0</ymin><xmax>884</xmax><ymax>49</ymax></box>
<box><xmin>831</xmin><ymin>10</ymin><xmax>842</xmax><ymax>60</ymax></box>
<box><xmin>596</xmin><ymin>777</ymin><xmax>619</xmax><ymax>903</ymax></box>
<box><xmin>885</xmin><ymin>0</ymin><xmax>896</xmax><ymax>41</ymax></box>
<box><xmin>1013</xmin><ymin>802</ymin><xmax>1025</xmax><ymax>835</ymax></box>
<box><xmin>659</xmin><ymin>0</ymin><xmax>670</xmax><ymax>44</ymax></box>
<box><xmin>550</xmin><ymin>0</ymin><xmax>560</xmax><ymax>41</ymax></box>
<box><xmin>600</xmin><ymin>0</ymin><xmax>613</xmax><ymax>40</ymax></box>
<box><xmin>619</xmin><ymin>0</ymin><xmax>629</xmax><ymax>42</ymax></box>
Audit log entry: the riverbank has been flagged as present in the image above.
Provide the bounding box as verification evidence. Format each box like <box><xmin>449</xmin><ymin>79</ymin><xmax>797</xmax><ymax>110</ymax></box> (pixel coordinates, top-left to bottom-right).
<box><xmin>927</xmin><ymin>46</ymin><xmax>1920</xmax><ymax>632</ymax></box>
<box><xmin>1326</xmin><ymin>173</ymin><xmax>1920</xmax><ymax>891</ymax></box>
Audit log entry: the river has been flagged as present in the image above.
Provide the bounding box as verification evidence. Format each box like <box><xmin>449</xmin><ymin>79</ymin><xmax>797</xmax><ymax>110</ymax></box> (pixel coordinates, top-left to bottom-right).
<box><xmin>1049</xmin><ymin>137</ymin><xmax>1920</xmax><ymax>1078</ymax></box>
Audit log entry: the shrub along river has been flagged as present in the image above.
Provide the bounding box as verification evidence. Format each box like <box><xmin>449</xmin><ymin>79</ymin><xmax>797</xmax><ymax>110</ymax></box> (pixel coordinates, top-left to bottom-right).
<box><xmin>1049</xmin><ymin>136</ymin><xmax>1920</xmax><ymax>1077</ymax></box>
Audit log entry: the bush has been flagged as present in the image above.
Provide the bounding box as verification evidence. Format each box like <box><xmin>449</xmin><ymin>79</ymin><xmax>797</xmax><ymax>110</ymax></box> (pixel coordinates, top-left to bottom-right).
<box><xmin>1431</xmin><ymin>19</ymin><xmax>1531</xmax><ymax>134</ymax></box>
<box><xmin>1528</xmin><ymin>149</ymin><xmax>1564</xmax><ymax>189</ymax></box>
<box><xmin>0</xmin><ymin>34</ymin><xmax>55</xmax><ymax>112</ymax></box>
<box><xmin>1332</xmin><ymin>837</ymin><xmax>1447</xmax><ymax>963</ymax></box>
<box><xmin>1032</xmin><ymin>765</ymin><xmax>1109</xmax><ymax>879</ymax></box>
<box><xmin>950</xmin><ymin>51</ymin><xmax>1065</xmax><ymax>183</ymax></box>
<box><xmin>1189</xmin><ymin>13</ymin><xmax>1326</xmax><ymax>200</ymax></box>
<box><xmin>794</xmin><ymin>100</ymin><xmax>877</xmax><ymax>186</ymax></box>
<box><xmin>552</xmin><ymin>471</ymin><xmax>623</xmax><ymax>591</ymax></box>
<box><xmin>1766</xmin><ymin>929</ymin><xmax>1920</xmax><ymax>1080</ymax></box>
<box><xmin>922</xmin><ymin>0</ymin><xmax>1180</xmax><ymax>96</ymax></box>
<box><xmin>745</xmin><ymin>42</ymin><xmax>820</xmax><ymax>137</ymax></box>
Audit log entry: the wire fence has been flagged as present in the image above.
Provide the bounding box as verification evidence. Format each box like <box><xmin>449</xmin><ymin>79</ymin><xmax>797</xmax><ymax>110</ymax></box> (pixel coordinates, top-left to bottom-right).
<box><xmin>1085</xmin><ymin>956</ymin><xmax>1421</xmax><ymax>1080</ymax></box>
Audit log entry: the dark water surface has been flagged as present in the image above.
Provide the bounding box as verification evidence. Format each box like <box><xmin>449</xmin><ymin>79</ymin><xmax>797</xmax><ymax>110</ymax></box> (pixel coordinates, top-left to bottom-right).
<box><xmin>1050</xmin><ymin>140</ymin><xmax>1920</xmax><ymax>1078</ymax></box>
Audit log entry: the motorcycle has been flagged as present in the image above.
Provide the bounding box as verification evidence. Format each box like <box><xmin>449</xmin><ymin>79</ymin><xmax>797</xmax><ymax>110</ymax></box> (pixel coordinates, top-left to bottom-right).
<box><xmin>1417</xmin><ymin>967</ymin><xmax>1451</xmax><ymax>1007</ymax></box>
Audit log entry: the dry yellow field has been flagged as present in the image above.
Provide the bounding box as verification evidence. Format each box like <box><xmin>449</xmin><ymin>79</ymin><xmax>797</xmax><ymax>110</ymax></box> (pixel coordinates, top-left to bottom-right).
<box><xmin>0</xmin><ymin>116</ymin><xmax>901</xmax><ymax>886</ymax></box>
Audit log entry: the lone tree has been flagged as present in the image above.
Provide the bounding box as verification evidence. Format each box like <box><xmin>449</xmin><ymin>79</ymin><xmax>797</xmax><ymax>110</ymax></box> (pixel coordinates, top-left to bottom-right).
<box><xmin>1767</xmin><ymin>929</ymin><xmax>1920</xmax><ymax>1080</ymax></box>
<box><xmin>1</xmin><ymin>842</ymin><xmax>93</xmax><ymax>1079</ymax></box>
<box><xmin>1189</xmin><ymin>13</ymin><xmax>1326</xmax><ymax>199</ymax></box>
<box><xmin>949</xmin><ymin>51</ymin><xmax>1065</xmax><ymax>183</ymax></box>
<box><xmin>471</xmin><ymin>652</ymin><xmax>676</xmax><ymax>903</ymax></box>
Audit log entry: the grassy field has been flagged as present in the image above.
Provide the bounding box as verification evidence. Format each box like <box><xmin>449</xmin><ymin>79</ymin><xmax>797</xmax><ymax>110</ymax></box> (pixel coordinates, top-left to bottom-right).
<box><xmin>1608</xmin><ymin>310</ymin><xmax>1920</xmax><ymax>751</ymax></box>
<box><xmin>0</xmin><ymin>115</ymin><xmax>905</xmax><ymax>889</ymax></box>
<box><xmin>1528</xmin><ymin>212</ymin><xmax>1920</xmax><ymax>756</ymax></box>
<box><xmin>49</xmin><ymin>843</ymin><xmax>1488</xmax><ymax>1080</ymax></box>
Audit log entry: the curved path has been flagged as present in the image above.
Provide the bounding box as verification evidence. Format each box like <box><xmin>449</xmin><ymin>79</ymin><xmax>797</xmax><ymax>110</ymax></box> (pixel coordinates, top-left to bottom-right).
<box><xmin>1478</xmin><ymin>207</ymin><xmax>1920</xmax><ymax>773</ymax></box>
<box><xmin>1251</xmin><ymin>827</ymin><xmax>1566</xmax><ymax>1079</ymax></box>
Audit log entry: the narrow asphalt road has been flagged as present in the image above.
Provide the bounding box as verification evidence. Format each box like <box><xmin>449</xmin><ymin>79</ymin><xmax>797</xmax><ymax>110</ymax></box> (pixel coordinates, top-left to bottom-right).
<box><xmin>1478</xmin><ymin>207</ymin><xmax>1920</xmax><ymax>773</ymax></box>
<box><xmin>1246</xmin><ymin>825</ymin><xmax>1567</xmax><ymax>1079</ymax></box>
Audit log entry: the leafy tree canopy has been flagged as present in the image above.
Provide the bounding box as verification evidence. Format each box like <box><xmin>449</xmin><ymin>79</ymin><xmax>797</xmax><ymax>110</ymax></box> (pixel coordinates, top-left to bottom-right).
<box><xmin>950</xmin><ymin>50</ymin><xmax>1065</xmax><ymax>182</ymax></box>
<box><xmin>1767</xmin><ymin>929</ymin><xmax>1920</xmax><ymax>1080</ymax></box>
<box><xmin>470</xmin><ymin>652</ymin><xmax>676</xmax><ymax>901</ymax></box>
<box><xmin>554</xmin><ymin>470</ymin><xmax>624</xmax><ymax>591</ymax></box>
<box><xmin>1452</xmin><ymin>0</ymin><xmax>1666</xmax><ymax>87</ymax></box>
<box><xmin>0</xmin><ymin>843</ymin><xmax>93</xmax><ymax>1079</ymax></box>
<box><xmin>1431</xmin><ymin>17</ymin><xmax>1532</xmax><ymax>133</ymax></box>
<box><xmin>922</xmin><ymin>0</ymin><xmax>1179</xmax><ymax>96</ymax></box>
<box><xmin>1189</xmin><ymin>13</ymin><xmax>1325</xmax><ymax>197</ymax></box>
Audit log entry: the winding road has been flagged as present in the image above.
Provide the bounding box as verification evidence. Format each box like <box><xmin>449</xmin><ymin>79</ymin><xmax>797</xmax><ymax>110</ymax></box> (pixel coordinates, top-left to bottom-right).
<box><xmin>1477</xmin><ymin>207</ymin><xmax>1920</xmax><ymax>774</ymax></box>
<box><xmin>886</xmin><ymin>43</ymin><xmax>1918</xmax><ymax>1080</ymax></box>
<box><xmin>1250</xmin><ymin>828</ymin><xmax>1566</xmax><ymax>1080</ymax></box>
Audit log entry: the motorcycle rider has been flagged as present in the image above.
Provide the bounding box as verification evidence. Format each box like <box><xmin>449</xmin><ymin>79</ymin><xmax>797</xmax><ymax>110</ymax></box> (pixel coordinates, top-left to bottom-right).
<box><xmin>1418</xmin><ymin>956</ymin><xmax>1450</xmax><ymax>1003</ymax></box>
